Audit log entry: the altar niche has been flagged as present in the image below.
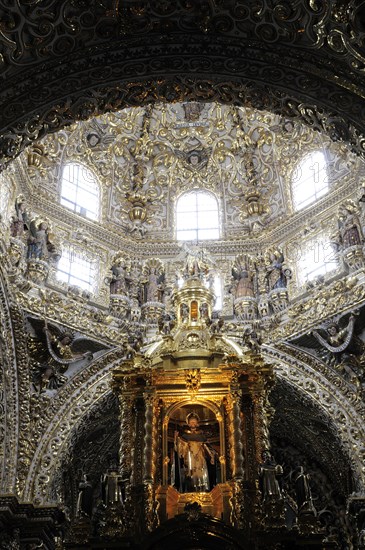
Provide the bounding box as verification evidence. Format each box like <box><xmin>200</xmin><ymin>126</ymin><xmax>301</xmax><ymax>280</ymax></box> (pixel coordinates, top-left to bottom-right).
<box><xmin>166</xmin><ymin>404</ymin><xmax>222</xmax><ymax>493</ymax></box>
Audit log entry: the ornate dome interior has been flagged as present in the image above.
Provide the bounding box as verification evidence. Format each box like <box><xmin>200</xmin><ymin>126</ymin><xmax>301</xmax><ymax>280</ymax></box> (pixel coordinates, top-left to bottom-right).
<box><xmin>1</xmin><ymin>2</ymin><xmax>365</xmax><ymax>549</ymax></box>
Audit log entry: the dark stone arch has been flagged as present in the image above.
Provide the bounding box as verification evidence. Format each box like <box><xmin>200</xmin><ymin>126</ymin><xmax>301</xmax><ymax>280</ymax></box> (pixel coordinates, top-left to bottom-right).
<box><xmin>51</xmin><ymin>392</ymin><xmax>119</xmax><ymax>519</ymax></box>
<box><xmin>270</xmin><ymin>378</ymin><xmax>355</xmax><ymax>497</ymax></box>
<box><xmin>270</xmin><ymin>378</ymin><xmax>355</xmax><ymax>546</ymax></box>
<box><xmin>1</xmin><ymin>37</ymin><xmax>365</xmax><ymax>168</ymax></box>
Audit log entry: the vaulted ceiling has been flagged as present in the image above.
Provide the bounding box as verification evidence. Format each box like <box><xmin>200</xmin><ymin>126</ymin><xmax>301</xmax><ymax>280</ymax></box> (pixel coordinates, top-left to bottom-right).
<box><xmin>1</xmin><ymin>1</ymin><xmax>365</xmax><ymax>166</ymax></box>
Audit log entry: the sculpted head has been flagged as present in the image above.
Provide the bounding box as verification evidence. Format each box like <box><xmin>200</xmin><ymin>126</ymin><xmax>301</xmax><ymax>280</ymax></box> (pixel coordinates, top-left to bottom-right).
<box><xmin>186</xmin><ymin>412</ymin><xmax>200</xmax><ymax>429</ymax></box>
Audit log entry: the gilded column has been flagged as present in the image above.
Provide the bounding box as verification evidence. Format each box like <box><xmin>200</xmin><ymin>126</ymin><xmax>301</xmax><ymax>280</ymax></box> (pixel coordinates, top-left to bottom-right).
<box><xmin>229</xmin><ymin>373</ymin><xmax>244</xmax><ymax>480</ymax></box>
<box><xmin>143</xmin><ymin>390</ymin><xmax>155</xmax><ymax>483</ymax></box>
<box><xmin>153</xmin><ymin>399</ymin><xmax>163</xmax><ymax>485</ymax></box>
<box><xmin>118</xmin><ymin>389</ymin><xmax>135</xmax><ymax>486</ymax></box>
<box><xmin>142</xmin><ymin>389</ymin><xmax>159</xmax><ymax>533</ymax></box>
<box><xmin>251</xmin><ymin>375</ymin><xmax>274</xmax><ymax>463</ymax></box>
<box><xmin>227</xmin><ymin>371</ymin><xmax>245</xmax><ymax>530</ymax></box>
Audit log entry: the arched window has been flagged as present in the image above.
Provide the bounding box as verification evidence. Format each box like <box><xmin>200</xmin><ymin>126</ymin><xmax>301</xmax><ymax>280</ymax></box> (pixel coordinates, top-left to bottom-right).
<box><xmin>297</xmin><ymin>235</ymin><xmax>338</xmax><ymax>285</ymax></box>
<box><xmin>0</xmin><ymin>176</ymin><xmax>11</xmax><ymax>222</ymax></box>
<box><xmin>176</xmin><ymin>190</ymin><xmax>219</xmax><ymax>241</ymax></box>
<box><xmin>60</xmin><ymin>163</ymin><xmax>100</xmax><ymax>220</ymax></box>
<box><xmin>292</xmin><ymin>151</ymin><xmax>328</xmax><ymax>211</ymax></box>
<box><xmin>57</xmin><ymin>247</ymin><xmax>96</xmax><ymax>292</ymax></box>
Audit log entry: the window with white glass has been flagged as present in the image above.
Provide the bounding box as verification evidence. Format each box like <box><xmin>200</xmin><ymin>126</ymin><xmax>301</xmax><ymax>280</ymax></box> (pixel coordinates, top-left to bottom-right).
<box><xmin>213</xmin><ymin>275</ymin><xmax>222</xmax><ymax>310</ymax></box>
<box><xmin>297</xmin><ymin>236</ymin><xmax>338</xmax><ymax>284</ymax></box>
<box><xmin>57</xmin><ymin>248</ymin><xmax>96</xmax><ymax>292</ymax></box>
<box><xmin>292</xmin><ymin>151</ymin><xmax>329</xmax><ymax>211</ymax></box>
<box><xmin>176</xmin><ymin>190</ymin><xmax>220</xmax><ymax>241</ymax></box>
<box><xmin>60</xmin><ymin>163</ymin><xmax>100</xmax><ymax>220</ymax></box>
<box><xmin>0</xmin><ymin>178</ymin><xmax>11</xmax><ymax>221</ymax></box>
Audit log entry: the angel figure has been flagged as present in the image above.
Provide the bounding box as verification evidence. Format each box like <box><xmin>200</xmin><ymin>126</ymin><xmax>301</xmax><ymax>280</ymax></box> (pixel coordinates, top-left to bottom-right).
<box><xmin>243</xmin><ymin>326</ymin><xmax>262</xmax><ymax>354</ymax></box>
<box><xmin>27</xmin><ymin>319</ymin><xmax>109</xmax><ymax>395</ymax></box>
<box><xmin>312</xmin><ymin>314</ymin><xmax>365</xmax><ymax>388</ymax></box>
<box><xmin>158</xmin><ymin>312</ymin><xmax>176</xmax><ymax>335</ymax></box>
<box><xmin>29</xmin><ymin>318</ymin><xmax>108</xmax><ymax>365</ymax></box>
<box><xmin>44</xmin><ymin>324</ymin><xmax>96</xmax><ymax>365</ymax></box>
<box><xmin>312</xmin><ymin>314</ymin><xmax>356</xmax><ymax>362</ymax></box>
<box><xmin>208</xmin><ymin>312</ymin><xmax>224</xmax><ymax>334</ymax></box>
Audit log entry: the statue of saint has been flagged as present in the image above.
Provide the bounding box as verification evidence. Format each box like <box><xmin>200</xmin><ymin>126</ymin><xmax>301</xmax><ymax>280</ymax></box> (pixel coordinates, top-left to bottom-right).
<box><xmin>101</xmin><ymin>466</ymin><xmax>123</xmax><ymax>506</ymax></box>
<box><xmin>27</xmin><ymin>220</ymin><xmax>49</xmax><ymax>260</ymax></box>
<box><xmin>231</xmin><ymin>255</ymin><xmax>256</xmax><ymax>300</ymax></box>
<box><xmin>76</xmin><ymin>474</ymin><xmax>94</xmax><ymax>518</ymax></box>
<box><xmin>338</xmin><ymin>203</ymin><xmax>363</xmax><ymax>249</ymax></box>
<box><xmin>146</xmin><ymin>267</ymin><xmax>159</xmax><ymax>302</ymax></box>
<box><xmin>266</xmin><ymin>250</ymin><xmax>289</xmax><ymax>291</ymax></box>
<box><xmin>110</xmin><ymin>260</ymin><xmax>127</xmax><ymax>295</ymax></box>
<box><xmin>234</xmin><ymin>269</ymin><xmax>255</xmax><ymax>299</ymax></box>
<box><xmin>173</xmin><ymin>412</ymin><xmax>217</xmax><ymax>493</ymax></box>
<box><xmin>10</xmin><ymin>196</ymin><xmax>29</xmax><ymax>238</ymax></box>
<box><xmin>293</xmin><ymin>466</ymin><xmax>316</xmax><ymax>514</ymax></box>
<box><xmin>258</xmin><ymin>451</ymin><xmax>283</xmax><ymax>500</ymax></box>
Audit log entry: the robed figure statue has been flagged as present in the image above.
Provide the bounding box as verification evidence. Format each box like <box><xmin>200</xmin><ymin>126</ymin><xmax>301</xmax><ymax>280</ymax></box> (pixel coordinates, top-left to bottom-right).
<box><xmin>172</xmin><ymin>412</ymin><xmax>217</xmax><ymax>493</ymax></box>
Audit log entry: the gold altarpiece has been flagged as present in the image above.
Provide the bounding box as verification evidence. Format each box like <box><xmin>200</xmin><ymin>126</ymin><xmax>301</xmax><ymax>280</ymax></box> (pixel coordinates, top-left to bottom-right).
<box><xmin>109</xmin><ymin>271</ymin><xmax>286</xmax><ymax>543</ymax></box>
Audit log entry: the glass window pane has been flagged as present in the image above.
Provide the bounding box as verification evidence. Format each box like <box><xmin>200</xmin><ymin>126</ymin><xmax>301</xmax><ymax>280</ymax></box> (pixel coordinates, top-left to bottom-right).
<box><xmin>297</xmin><ymin>237</ymin><xmax>337</xmax><ymax>284</ymax></box>
<box><xmin>176</xmin><ymin>190</ymin><xmax>219</xmax><ymax>242</ymax></box>
<box><xmin>176</xmin><ymin>212</ymin><xmax>198</xmax><ymax>230</ymax></box>
<box><xmin>61</xmin><ymin>163</ymin><xmax>100</xmax><ymax>220</ymax></box>
<box><xmin>293</xmin><ymin>151</ymin><xmax>329</xmax><ymax>211</ymax></box>
<box><xmin>197</xmin><ymin>193</ymin><xmax>217</xmax><ymax>210</ymax></box>
<box><xmin>198</xmin><ymin>228</ymin><xmax>220</xmax><ymax>240</ymax></box>
<box><xmin>177</xmin><ymin>194</ymin><xmax>196</xmax><ymax>212</ymax></box>
<box><xmin>198</xmin><ymin>210</ymin><xmax>218</xmax><ymax>229</ymax></box>
<box><xmin>177</xmin><ymin>229</ymin><xmax>198</xmax><ymax>241</ymax></box>
<box><xmin>56</xmin><ymin>248</ymin><xmax>96</xmax><ymax>293</ymax></box>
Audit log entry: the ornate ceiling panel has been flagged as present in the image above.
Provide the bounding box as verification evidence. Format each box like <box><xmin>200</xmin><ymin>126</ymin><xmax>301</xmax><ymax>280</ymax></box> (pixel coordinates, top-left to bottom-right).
<box><xmin>16</xmin><ymin>102</ymin><xmax>359</xmax><ymax>244</ymax></box>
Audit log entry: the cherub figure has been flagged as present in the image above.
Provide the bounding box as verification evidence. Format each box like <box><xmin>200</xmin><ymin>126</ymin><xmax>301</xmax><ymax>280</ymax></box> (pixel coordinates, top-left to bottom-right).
<box><xmin>158</xmin><ymin>312</ymin><xmax>175</xmax><ymax>335</ymax></box>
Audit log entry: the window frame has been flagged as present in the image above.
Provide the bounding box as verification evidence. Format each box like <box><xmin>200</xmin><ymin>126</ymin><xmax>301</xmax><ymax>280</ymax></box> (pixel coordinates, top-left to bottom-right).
<box><xmin>56</xmin><ymin>246</ymin><xmax>97</xmax><ymax>293</ymax></box>
<box><xmin>291</xmin><ymin>150</ymin><xmax>329</xmax><ymax>212</ymax></box>
<box><xmin>60</xmin><ymin>162</ymin><xmax>100</xmax><ymax>221</ymax></box>
<box><xmin>176</xmin><ymin>189</ymin><xmax>220</xmax><ymax>242</ymax></box>
<box><xmin>296</xmin><ymin>234</ymin><xmax>338</xmax><ymax>285</ymax></box>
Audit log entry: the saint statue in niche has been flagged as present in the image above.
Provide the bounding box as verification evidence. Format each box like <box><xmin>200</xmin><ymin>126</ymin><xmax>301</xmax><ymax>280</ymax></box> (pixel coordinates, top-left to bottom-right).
<box><xmin>170</xmin><ymin>406</ymin><xmax>219</xmax><ymax>493</ymax></box>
